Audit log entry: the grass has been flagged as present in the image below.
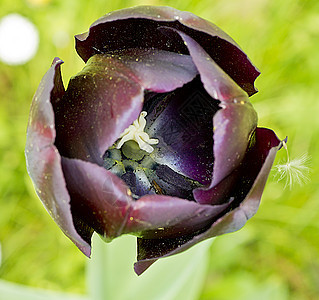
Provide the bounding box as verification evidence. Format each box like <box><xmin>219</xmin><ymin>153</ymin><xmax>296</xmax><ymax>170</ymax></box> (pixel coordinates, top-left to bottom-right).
<box><xmin>0</xmin><ymin>0</ymin><xmax>318</xmax><ymax>299</ymax></box>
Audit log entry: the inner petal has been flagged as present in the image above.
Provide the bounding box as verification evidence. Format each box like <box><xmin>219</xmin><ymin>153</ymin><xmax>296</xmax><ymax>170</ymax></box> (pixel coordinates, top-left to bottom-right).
<box><xmin>145</xmin><ymin>76</ymin><xmax>220</xmax><ymax>185</ymax></box>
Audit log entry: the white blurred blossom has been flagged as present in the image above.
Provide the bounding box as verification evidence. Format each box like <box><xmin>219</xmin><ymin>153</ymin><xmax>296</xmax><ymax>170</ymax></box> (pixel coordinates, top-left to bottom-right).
<box><xmin>0</xmin><ymin>14</ymin><xmax>39</xmax><ymax>65</ymax></box>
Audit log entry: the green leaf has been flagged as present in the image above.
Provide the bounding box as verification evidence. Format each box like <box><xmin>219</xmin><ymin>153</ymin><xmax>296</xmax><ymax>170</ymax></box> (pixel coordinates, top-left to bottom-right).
<box><xmin>0</xmin><ymin>280</ymin><xmax>89</xmax><ymax>300</ymax></box>
<box><xmin>87</xmin><ymin>234</ymin><xmax>213</xmax><ymax>300</ymax></box>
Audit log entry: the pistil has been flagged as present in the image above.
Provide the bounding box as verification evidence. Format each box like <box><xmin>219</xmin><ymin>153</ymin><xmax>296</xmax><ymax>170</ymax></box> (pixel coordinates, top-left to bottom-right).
<box><xmin>116</xmin><ymin>111</ymin><xmax>159</xmax><ymax>153</ymax></box>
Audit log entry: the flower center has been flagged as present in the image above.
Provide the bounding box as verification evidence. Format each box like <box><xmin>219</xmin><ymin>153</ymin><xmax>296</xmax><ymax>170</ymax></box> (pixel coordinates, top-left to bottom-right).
<box><xmin>116</xmin><ymin>111</ymin><xmax>159</xmax><ymax>153</ymax></box>
<box><xmin>103</xmin><ymin>89</ymin><xmax>207</xmax><ymax>201</ymax></box>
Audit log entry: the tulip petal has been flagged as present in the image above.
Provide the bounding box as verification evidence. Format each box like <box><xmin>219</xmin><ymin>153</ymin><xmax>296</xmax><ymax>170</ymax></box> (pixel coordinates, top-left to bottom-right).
<box><xmin>114</xmin><ymin>48</ymin><xmax>198</xmax><ymax>93</ymax></box>
<box><xmin>61</xmin><ymin>157</ymin><xmax>133</xmax><ymax>240</ymax></box>
<box><xmin>167</xmin><ymin>29</ymin><xmax>248</xmax><ymax>102</ymax></box>
<box><xmin>54</xmin><ymin>54</ymin><xmax>144</xmax><ymax>165</ymax></box>
<box><xmin>134</xmin><ymin>128</ymin><xmax>281</xmax><ymax>275</ymax></box>
<box><xmin>145</xmin><ymin>76</ymin><xmax>219</xmax><ymax>185</ymax></box>
<box><xmin>125</xmin><ymin>195</ymin><xmax>231</xmax><ymax>239</ymax></box>
<box><xmin>25</xmin><ymin>58</ymin><xmax>91</xmax><ymax>257</ymax></box>
<box><xmin>164</xmin><ymin>29</ymin><xmax>258</xmax><ymax>193</ymax></box>
<box><xmin>208</xmin><ymin>103</ymin><xmax>257</xmax><ymax>188</ymax></box>
<box><xmin>75</xmin><ymin>6</ymin><xmax>259</xmax><ymax>95</ymax></box>
<box><xmin>54</xmin><ymin>50</ymin><xmax>197</xmax><ymax>165</ymax></box>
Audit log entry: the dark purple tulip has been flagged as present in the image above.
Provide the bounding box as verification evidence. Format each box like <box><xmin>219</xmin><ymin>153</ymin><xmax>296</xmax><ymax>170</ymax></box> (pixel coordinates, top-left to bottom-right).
<box><xmin>25</xmin><ymin>6</ymin><xmax>282</xmax><ymax>275</ymax></box>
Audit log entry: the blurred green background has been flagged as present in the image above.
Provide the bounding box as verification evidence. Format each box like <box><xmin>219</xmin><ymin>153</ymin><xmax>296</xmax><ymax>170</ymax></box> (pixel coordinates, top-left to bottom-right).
<box><xmin>0</xmin><ymin>0</ymin><xmax>318</xmax><ymax>299</ymax></box>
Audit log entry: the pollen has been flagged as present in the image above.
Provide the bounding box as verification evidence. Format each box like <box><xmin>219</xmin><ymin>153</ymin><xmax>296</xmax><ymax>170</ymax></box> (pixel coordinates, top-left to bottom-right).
<box><xmin>116</xmin><ymin>111</ymin><xmax>159</xmax><ymax>153</ymax></box>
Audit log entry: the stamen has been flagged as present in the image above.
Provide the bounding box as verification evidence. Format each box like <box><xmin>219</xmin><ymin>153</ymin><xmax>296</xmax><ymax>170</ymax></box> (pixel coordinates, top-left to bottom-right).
<box><xmin>116</xmin><ymin>111</ymin><xmax>159</xmax><ymax>153</ymax></box>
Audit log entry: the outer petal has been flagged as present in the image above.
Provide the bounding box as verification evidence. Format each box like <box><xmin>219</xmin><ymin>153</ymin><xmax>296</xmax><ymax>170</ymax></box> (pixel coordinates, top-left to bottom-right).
<box><xmin>61</xmin><ymin>157</ymin><xmax>133</xmax><ymax>240</ymax></box>
<box><xmin>25</xmin><ymin>58</ymin><xmax>91</xmax><ymax>256</ymax></box>
<box><xmin>134</xmin><ymin>128</ymin><xmax>281</xmax><ymax>275</ymax></box>
<box><xmin>61</xmin><ymin>156</ymin><xmax>231</xmax><ymax>241</ymax></box>
<box><xmin>125</xmin><ymin>195</ymin><xmax>231</xmax><ymax>239</ymax></box>
<box><xmin>54</xmin><ymin>50</ymin><xmax>197</xmax><ymax>164</ymax></box>
<box><xmin>75</xmin><ymin>6</ymin><xmax>259</xmax><ymax>96</ymax></box>
<box><xmin>204</xmin><ymin>102</ymin><xmax>257</xmax><ymax>192</ymax></box>
<box><xmin>54</xmin><ymin>54</ymin><xmax>143</xmax><ymax>165</ymax></box>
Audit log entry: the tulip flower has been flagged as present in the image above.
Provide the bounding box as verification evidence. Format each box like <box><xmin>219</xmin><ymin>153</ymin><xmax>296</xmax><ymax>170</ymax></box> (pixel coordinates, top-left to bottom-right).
<box><xmin>25</xmin><ymin>6</ymin><xmax>282</xmax><ymax>275</ymax></box>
